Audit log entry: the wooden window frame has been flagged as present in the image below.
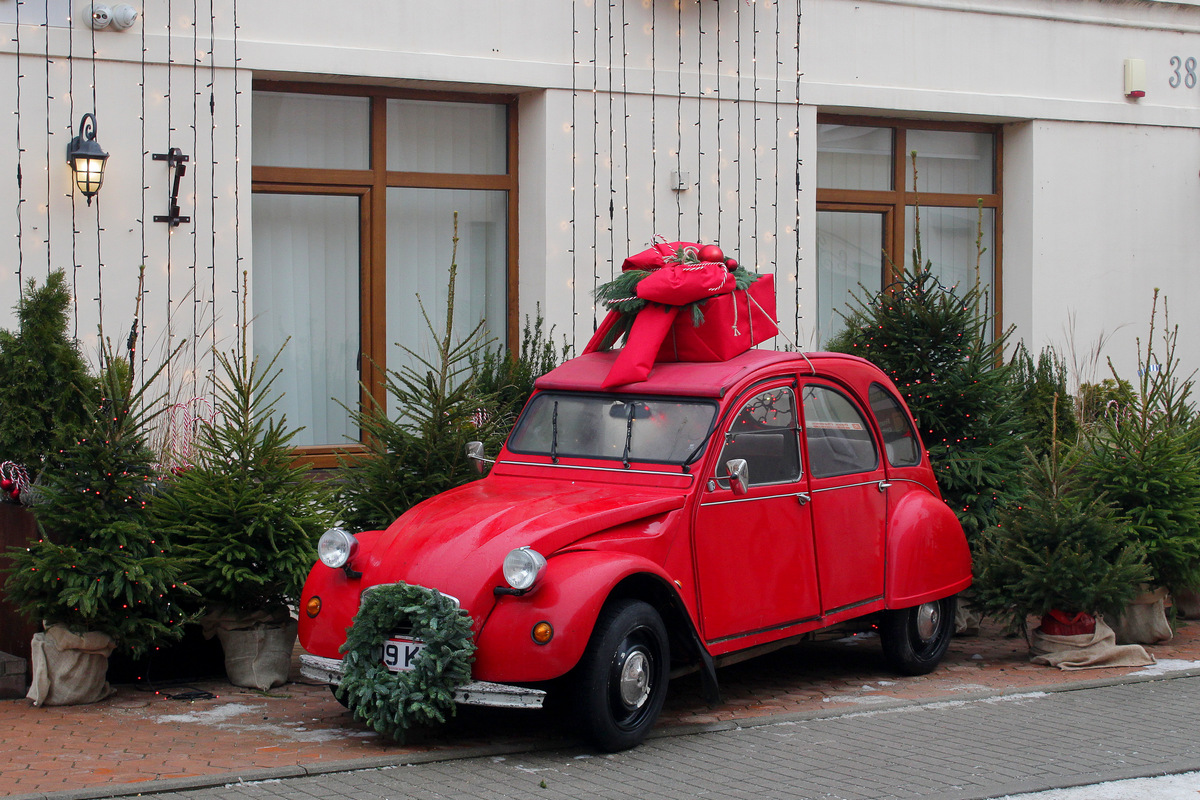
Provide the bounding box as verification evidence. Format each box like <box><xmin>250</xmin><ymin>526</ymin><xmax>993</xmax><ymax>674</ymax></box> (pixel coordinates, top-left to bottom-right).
<box><xmin>252</xmin><ymin>81</ymin><xmax>520</xmax><ymax>467</ymax></box>
<box><xmin>816</xmin><ymin>115</ymin><xmax>1003</xmax><ymax>339</ymax></box>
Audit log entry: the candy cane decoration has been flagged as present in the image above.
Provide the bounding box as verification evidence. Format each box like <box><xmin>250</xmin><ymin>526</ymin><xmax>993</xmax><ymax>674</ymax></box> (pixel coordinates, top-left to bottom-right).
<box><xmin>0</xmin><ymin>461</ymin><xmax>31</xmax><ymax>502</ymax></box>
<box><xmin>160</xmin><ymin>397</ymin><xmax>216</xmax><ymax>475</ymax></box>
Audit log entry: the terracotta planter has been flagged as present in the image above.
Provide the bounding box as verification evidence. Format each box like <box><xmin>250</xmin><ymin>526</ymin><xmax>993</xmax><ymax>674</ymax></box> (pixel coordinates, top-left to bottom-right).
<box><xmin>0</xmin><ymin>503</ymin><xmax>40</xmax><ymax>667</ymax></box>
<box><xmin>1039</xmin><ymin>609</ymin><xmax>1096</xmax><ymax>636</ymax></box>
<box><xmin>1174</xmin><ymin>587</ymin><xmax>1200</xmax><ymax>619</ymax></box>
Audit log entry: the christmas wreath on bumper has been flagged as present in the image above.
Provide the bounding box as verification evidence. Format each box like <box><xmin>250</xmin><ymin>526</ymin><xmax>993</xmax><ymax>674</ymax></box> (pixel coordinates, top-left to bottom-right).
<box><xmin>336</xmin><ymin>582</ymin><xmax>476</xmax><ymax>742</ymax></box>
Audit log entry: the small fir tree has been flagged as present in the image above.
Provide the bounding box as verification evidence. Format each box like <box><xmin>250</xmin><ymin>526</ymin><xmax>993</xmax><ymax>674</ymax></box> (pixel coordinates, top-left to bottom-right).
<box><xmin>0</xmin><ymin>270</ymin><xmax>98</xmax><ymax>477</ymax></box>
<box><xmin>1011</xmin><ymin>344</ymin><xmax>1077</xmax><ymax>461</ymax></box>
<box><xmin>338</xmin><ymin>214</ymin><xmax>500</xmax><ymax>533</ymax></box>
<box><xmin>1079</xmin><ymin>291</ymin><xmax>1200</xmax><ymax>596</ymax></box>
<box><xmin>152</xmin><ymin>300</ymin><xmax>334</xmax><ymax>616</ymax></box>
<box><xmin>973</xmin><ymin>432</ymin><xmax>1150</xmax><ymax>631</ymax></box>
<box><xmin>4</xmin><ymin>339</ymin><xmax>193</xmax><ymax>657</ymax></box>
<box><xmin>826</xmin><ymin>187</ymin><xmax>1025</xmax><ymax>539</ymax></box>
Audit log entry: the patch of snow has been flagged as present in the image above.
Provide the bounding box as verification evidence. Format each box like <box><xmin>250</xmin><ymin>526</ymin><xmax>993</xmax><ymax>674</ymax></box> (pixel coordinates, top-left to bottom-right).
<box><xmin>1130</xmin><ymin>658</ymin><xmax>1200</xmax><ymax>676</ymax></box>
<box><xmin>998</xmin><ymin>770</ymin><xmax>1200</xmax><ymax>799</ymax></box>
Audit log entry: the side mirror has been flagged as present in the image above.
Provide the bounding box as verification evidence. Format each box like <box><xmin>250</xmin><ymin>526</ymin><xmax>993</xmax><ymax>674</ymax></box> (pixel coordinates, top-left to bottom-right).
<box><xmin>465</xmin><ymin>441</ymin><xmax>492</xmax><ymax>474</ymax></box>
<box><xmin>726</xmin><ymin>458</ymin><xmax>749</xmax><ymax>495</ymax></box>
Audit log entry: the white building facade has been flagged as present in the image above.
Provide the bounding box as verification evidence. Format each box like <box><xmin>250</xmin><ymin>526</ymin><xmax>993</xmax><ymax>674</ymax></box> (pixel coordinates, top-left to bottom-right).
<box><xmin>1</xmin><ymin>0</ymin><xmax>1197</xmax><ymax>463</ymax></box>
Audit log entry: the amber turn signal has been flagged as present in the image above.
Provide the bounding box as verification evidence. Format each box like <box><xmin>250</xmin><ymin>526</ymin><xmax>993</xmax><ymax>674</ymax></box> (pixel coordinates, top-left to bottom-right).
<box><xmin>531</xmin><ymin>620</ymin><xmax>553</xmax><ymax>645</ymax></box>
<box><xmin>305</xmin><ymin>596</ymin><xmax>322</xmax><ymax>618</ymax></box>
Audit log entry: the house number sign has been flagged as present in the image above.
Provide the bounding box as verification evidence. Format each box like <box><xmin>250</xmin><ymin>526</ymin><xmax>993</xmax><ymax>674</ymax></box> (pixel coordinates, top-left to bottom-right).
<box><xmin>1168</xmin><ymin>56</ymin><xmax>1198</xmax><ymax>89</ymax></box>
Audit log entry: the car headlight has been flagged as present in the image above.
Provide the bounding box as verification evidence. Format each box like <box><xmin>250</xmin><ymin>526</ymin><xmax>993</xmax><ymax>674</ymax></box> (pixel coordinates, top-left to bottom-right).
<box><xmin>503</xmin><ymin>546</ymin><xmax>547</xmax><ymax>591</ymax></box>
<box><xmin>318</xmin><ymin>527</ymin><xmax>358</xmax><ymax>569</ymax></box>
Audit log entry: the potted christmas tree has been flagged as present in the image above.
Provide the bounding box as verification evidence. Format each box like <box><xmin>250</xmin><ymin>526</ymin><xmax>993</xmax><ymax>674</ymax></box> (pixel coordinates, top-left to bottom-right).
<box><xmin>4</xmin><ymin>342</ymin><xmax>193</xmax><ymax>705</ymax></box>
<box><xmin>973</xmin><ymin>429</ymin><xmax>1150</xmax><ymax>643</ymax></box>
<box><xmin>0</xmin><ymin>271</ymin><xmax>98</xmax><ymax>666</ymax></box>
<box><xmin>1078</xmin><ymin>292</ymin><xmax>1200</xmax><ymax>642</ymax></box>
<box><xmin>152</xmin><ymin>305</ymin><xmax>333</xmax><ymax>690</ymax></box>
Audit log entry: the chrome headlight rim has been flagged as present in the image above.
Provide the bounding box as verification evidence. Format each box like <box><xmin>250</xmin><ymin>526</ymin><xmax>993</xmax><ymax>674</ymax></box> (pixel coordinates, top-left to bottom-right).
<box><xmin>317</xmin><ymin>527</ymin><xmax>358</xmax><ymax>569</ymax></box>
<box><xmin>502</xmin><ymin>546</ymin><xmax>547</xmax><ymax>591</ymax></box>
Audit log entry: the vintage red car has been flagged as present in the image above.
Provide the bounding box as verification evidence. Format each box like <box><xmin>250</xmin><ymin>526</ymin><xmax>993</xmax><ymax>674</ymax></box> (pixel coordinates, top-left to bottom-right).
<box><xmin>298</xmin><ymin>348</ymin><xmax>971</xmax><ymax>751</ymax></box>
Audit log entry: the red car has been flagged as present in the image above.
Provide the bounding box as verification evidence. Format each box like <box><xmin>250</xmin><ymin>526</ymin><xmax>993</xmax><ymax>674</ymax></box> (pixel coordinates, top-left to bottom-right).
<box><xmin>299</xmin><ymin>348</ymin><xmax>971</xmax><ymax>751</ymax></box>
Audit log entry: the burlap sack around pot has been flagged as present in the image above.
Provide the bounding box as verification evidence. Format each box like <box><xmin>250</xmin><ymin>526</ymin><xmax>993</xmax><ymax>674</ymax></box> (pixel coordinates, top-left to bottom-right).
<box><xmin>1030</xmin><ymin>617</ymin><xmax>1154</xmax><ymax>670</ymax></box>
<box><xmin>202</xmin><ymin>606</ymin><xmax>297</xmax><ymax>690</ymax></box>
<box><xmin>1111</xmin><ymin>586</ymin><xmax>1172</xmax><ymax>645</ymax></box>
<box><xmin>27</xmin><ymin>624</ymin><xmax>117</xmax><ymax>706</ymax></box>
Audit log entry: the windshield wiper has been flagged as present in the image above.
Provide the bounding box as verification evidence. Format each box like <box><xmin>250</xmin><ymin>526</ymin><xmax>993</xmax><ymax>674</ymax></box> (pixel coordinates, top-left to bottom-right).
<box><xmin>550</xmin><ymin>400</ymin><xmax>559</xmax><ymax>463</ymax></box>
<box><xmin>621</xmin><ymin>402</ymin><xmax>634</xmax><ymax>468</ymax></box>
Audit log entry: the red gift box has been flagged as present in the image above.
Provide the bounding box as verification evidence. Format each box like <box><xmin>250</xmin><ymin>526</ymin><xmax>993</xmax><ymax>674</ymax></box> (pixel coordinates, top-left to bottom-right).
<box><xmin>656</xmin><ymin>274</ymin><xmax>778</xmax><ymax>363</ymax></box>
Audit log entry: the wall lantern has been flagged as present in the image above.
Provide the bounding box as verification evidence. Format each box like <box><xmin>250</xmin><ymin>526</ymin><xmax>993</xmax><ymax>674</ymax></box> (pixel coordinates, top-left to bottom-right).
<box><xmin>152</xmin><ymin>147</ymin><xmax>191</xmax><ymax>226</ymax></box>
<box><xmin>66</xmin><ymin>112</ymin><xmax>108</xmax><ymax>205</ymax></box>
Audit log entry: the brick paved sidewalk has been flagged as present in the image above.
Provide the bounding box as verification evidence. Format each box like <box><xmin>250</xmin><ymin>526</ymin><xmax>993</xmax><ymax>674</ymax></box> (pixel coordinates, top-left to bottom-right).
<box><xmin>3</xmin><ymin>619</ymin><xmax>1200</xmax><ymax>799</ymax></box>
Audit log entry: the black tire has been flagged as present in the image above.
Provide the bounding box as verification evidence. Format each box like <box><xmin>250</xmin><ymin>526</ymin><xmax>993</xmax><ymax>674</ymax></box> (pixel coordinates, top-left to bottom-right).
<box><xmin>879</xmin><ymin>595</ymin><xmax>956</xmax><ymax>676</ymax></box>
<box><xmin>573</xmin><ymin>599</ymin><xmax>670</xmax><ymax>752</ymax></box>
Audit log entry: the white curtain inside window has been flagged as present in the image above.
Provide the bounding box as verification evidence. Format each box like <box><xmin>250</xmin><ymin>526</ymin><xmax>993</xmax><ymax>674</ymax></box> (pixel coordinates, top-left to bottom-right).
<box><xmin>251</xmin><ymin>193</ymin><xmax>360</xmax><ymax>447</ymax></box>
<box><xmin>905</xmin><ymin>206</ymin><xmax>995</xmax><ymax>305</ymax></box>
<box><xmin>816</xmin><ymin>210</ymin><xmax>886</xmax><ymax>346</ymax></box>
<box><xmin>252</xmin><ymin>92</ymin><xmax>370</xmax><ymax>170</ymax></box>
<box><xmin>816</xmin><ymin>125</ymin><xmax>893</xmax><ymax>191</ymax></box>
<box><xmin>386</xmin><ymin>99</ymin><xmax>507</xmax><ymax>175</ymax></box>
<box><xmin>385</xmin><ymin>188</ymin><xmax>507</xmax><ymax>419</ymax></box>
<box><xmin>906</xmin><ymin>130</ymin><xmax>994</xmax><ymax>195</ymax></box>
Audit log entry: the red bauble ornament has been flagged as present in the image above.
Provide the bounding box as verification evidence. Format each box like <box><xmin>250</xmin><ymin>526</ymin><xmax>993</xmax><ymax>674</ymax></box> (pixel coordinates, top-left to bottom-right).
<box><xmin>696</xmin><ymin>244</ymin><xmax>724</xmax><ymax>263</ymax></box>
<box><xmin>724</xmin><ymin>258</ymin><xmax>738</xmax><ymax>271</ymax></box>
<box><xmin>0</xmin><ymin>479</ymin><xmax>12</xmax><ymax>492</ymax></box>
<box><xmin>9</xmin><ymin>488</ymin><xmax>19</xmax><ymax>501</ymax></box>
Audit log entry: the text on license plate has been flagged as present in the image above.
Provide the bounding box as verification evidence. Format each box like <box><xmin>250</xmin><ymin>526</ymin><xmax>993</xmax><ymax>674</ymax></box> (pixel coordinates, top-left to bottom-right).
<box><xmin>382</xmin><ymin>636</ymin><xmax>425</xmax><ymax>672</ymax></box>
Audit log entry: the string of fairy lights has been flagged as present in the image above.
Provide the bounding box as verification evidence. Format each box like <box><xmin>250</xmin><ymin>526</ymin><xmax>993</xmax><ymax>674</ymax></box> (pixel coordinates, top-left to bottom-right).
<box><xmin>568</xmin><ymin>0</ymin><xmax>804</xmax><ymax>349</ymax></box>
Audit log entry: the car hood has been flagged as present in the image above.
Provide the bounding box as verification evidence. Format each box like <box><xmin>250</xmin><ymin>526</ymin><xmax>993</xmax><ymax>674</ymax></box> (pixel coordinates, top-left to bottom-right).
<box><xmin>357</xmin><ymin>474</ymin><xmax>687</xmax><ymax>615</ymax></box>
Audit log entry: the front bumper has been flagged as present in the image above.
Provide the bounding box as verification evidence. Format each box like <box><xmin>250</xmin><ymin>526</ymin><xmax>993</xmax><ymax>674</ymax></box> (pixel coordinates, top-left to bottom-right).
<box><xmin>299</xmin><ymin>654</ymin><xmax>547</xmax><ymax>709</ymax></box>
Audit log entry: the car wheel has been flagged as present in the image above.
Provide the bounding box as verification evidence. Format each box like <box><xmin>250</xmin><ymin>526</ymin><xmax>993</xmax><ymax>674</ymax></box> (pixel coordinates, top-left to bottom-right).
<box><xmin>879</xmin><ymin>595</ymin><xmax>956</xmax><ymax>676</ymax></box>
<box><xmin>574</xmin><ymin>599</ymin><xmax>670</xmax><ymax>752</ymax></box>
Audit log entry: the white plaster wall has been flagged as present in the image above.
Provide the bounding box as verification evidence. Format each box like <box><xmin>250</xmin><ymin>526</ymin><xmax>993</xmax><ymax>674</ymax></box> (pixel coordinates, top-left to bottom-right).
<box><xmin>1005</xmin><ymin>118</ymin><xmax>1200</xmax><ymax>383</ymax></box>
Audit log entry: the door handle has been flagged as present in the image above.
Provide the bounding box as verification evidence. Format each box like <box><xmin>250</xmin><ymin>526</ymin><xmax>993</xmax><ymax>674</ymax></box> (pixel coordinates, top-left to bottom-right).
<box><xmin>878</xmin><ymin>481</ymin><xmax>892</xmax><ymax>492</ymax></box>
<box><xmin>796</xmin><ymin>492</ymin><xmax>811</xmax><ymax>506</ymax></box>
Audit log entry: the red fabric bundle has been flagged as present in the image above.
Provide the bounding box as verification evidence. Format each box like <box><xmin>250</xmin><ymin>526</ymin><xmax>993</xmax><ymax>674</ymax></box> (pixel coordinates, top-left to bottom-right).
<box><xmin>584</xmin><ymin>240</ymin><xmax>780</xmax><ymax>388</ymax></box>
<box><xmin>656</xmin><ymin>273</ymin><xmax>777</xmax><ymax>363</ymax></box>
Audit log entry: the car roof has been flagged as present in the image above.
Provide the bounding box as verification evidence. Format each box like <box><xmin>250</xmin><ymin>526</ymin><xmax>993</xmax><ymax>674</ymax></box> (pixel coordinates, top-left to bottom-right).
<box><xmin>534</xmin><ymin>349</ymin><xmax>881</xmax><ymax>399</ymax></box>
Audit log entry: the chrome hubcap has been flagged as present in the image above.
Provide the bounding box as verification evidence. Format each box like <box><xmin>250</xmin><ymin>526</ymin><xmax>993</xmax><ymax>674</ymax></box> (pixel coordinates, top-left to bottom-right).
<box><xmin>618</xmin><ymin>648</ymin><xmax>651</xmax><ymax>709</ymax></box>
<box><xmin>915</xmin><ymin>601</ymin><xmax>940</xmax><ymax>642</ymax></box>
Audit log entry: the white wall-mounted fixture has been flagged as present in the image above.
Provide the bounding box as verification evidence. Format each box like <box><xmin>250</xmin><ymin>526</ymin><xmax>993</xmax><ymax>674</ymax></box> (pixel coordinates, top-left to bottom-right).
<box><xmin>82</xmin><ymin>3</ymin><xmax>137</xmax><ymax>30</ymax></box>
<box><xmin>670</xmin><ymin>170</ymin><xmax>691</xmax><ymax>192</ymax></box>
<box><xmin>85</xmin><ymin>3</ymin><xmax>111</xmax><ymax>29</ymax></box>
<box><xmin>1124</xmin><ymin>58</ymin><xmax>1146</xmax><ymax>99</ymax></box>
<box><xmin>110</xmin><ymin>4</ymin><xmax>137</xmax><ymax>29</ymax></box>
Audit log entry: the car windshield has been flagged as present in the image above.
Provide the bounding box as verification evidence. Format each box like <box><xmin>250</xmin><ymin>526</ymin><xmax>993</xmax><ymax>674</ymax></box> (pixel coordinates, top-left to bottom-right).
<box><xmin>507</xmin><ymin>392</ymin><xmax>718</xmax><ymax>466</ymax></box>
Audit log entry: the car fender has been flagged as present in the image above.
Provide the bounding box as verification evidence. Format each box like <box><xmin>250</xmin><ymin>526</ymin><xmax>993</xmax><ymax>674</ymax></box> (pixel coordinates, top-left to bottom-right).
<box><xmin>472</xmin><ymin>549</ymin><xmax>682</xmax><ymax>684</ymax></box>
<box><xmin>886</xmin><ymin>488</ymin><xmax>972</xmax><ymax>608</ymax></box>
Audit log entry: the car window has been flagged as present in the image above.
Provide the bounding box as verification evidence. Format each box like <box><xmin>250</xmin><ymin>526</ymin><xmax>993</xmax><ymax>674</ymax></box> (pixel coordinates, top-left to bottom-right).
<box><xmin>717</xmin><ymin>386</ymin><xmax>802</xmax><ymax>486</ymax></box>
<box><xmin>802</xmin><ymin>384</ymin><xmax>879</xmax><ymax>477</ymax></box>
<box><xmin>507</xmin><ymin>392</ymin><xmax>717</xmax><ymax>465</ymax></box>
<box><xmin>868</xmin><ymin>383</ymin><xmax>922</xmax><ymax>467</ymax></box>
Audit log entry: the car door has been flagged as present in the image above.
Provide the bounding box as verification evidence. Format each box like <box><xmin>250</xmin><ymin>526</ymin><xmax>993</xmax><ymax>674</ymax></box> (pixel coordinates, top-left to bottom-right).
<box><xmin>693</xmin><ymin>381</ymin><xmax>822</xmax><ymax>644</ymax></box>
<box><xmin>800</xmin><ymin>381</ymin><xmax>888</xmax><ymax>615</ymax></box>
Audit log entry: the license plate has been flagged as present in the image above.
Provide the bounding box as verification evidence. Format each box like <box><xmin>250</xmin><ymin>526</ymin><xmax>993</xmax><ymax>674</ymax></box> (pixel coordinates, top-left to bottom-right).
<box><xmin>381</xmin><ymin>635</ymin><xmax>426</xmax><ymax>672</ymax></box>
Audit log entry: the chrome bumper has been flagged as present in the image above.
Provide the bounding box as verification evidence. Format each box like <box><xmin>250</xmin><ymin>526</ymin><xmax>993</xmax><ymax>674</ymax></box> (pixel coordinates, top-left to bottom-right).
<box><xmin>299</xmin><ymin>654</ymin><xmax>546</xmax><ymax>709</ymax></box>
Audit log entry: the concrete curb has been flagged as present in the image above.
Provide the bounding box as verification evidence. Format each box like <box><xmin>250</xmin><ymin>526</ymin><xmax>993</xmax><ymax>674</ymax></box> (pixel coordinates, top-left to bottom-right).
<box><xmin>11</xmin><ymin>666</ymin><xmax>1200</xmax><ymax>800</ymax></box>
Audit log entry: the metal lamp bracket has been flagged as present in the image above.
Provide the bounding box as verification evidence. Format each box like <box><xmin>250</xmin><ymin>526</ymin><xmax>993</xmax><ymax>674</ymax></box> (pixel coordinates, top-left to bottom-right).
<box><xmin>152</xmin><ymin>148</ymin><xmax>191</xmax><ymax>226</ymax></box>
